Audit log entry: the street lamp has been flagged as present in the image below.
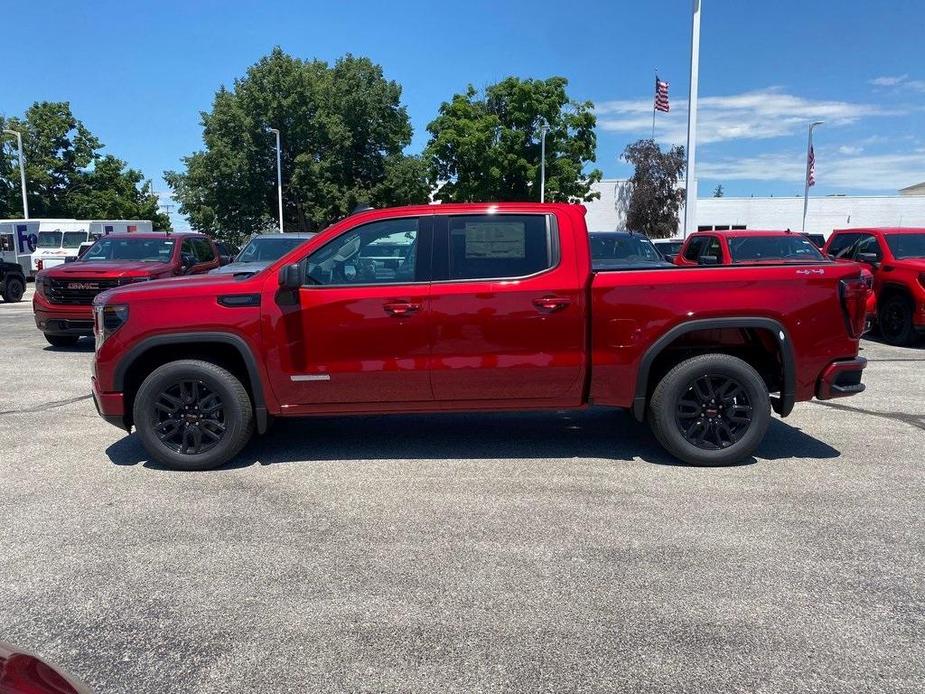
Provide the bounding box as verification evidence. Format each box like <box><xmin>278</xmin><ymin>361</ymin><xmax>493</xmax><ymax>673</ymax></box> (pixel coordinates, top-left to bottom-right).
<box><xmin>682</xmin><ymin>0</ymin><xmax>702</xmax><ymax>238</ymax></box>
<box><xmin>802</xmin><ymin>121</ymin><xmax>824</xmax><ymax>231</ymax></box>
<box><xmin>2</xmin><ymin>129</ymin><xmax>29</xmax><ymax>218</ymax></box>
<box><xmin>539</xmin><ymin>119</ymin><xmax>550</xmax><ymax>203</ymax></box>
<box><xmin>268</xmin><ymin>128</ymin><xmax>283</xmax><ymax>232</ymax></box>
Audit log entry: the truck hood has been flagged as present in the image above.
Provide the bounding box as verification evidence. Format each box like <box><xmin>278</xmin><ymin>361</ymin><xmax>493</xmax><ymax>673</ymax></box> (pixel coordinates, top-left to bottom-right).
<box><xmin>46</xmin><ymin>261</ymin><xmax>171</xmax><ymax>277</ymax></box>
<box><xmin>208</xmin><ymin>260</ymin><xmax>272</xmax><ymax>275</ymax></box>
<box><xmin>95</xmin><ymin>271</ymin><xmax>256</xmax><ymax>304</ymax></box>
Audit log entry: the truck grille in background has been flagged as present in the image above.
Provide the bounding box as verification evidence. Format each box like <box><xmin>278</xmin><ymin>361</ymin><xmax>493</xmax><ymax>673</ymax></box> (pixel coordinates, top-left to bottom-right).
<box><xmin>46</xmin><ymin>278</ymin><xmax>123</xmax><ymax>305</ymax></box>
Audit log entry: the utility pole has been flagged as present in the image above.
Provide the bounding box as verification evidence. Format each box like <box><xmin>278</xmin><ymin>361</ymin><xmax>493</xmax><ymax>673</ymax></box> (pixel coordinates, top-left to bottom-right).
<box><xmin>682</xmin><ymin>0</ymin><xmax>701</xmax><ymax>238</ymax></box>
<box><xmin>3</xmin><ymin>129</ymin><xmax>29</xmax><ymax>218</ymax></box>
<box><xmin>802</xmin><ymin>121</ymin><xmax>823</xmax><ymax>231</ymax></box>
<box><xmin>269</xmin><ymin>128</ymin><xmax>284</xmax><ymax>231</ymax></box>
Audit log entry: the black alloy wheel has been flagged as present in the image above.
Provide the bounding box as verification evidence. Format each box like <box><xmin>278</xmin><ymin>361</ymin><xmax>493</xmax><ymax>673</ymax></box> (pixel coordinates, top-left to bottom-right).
<box><xmin>675</xmin><ymin>373</ymin><xmax>753</xmax><ymax>450</ymax></box>
<box><xmin>2</xmin><ymin>277</ymin><xmax>25</xmax><ymax>302</ymax></box>
<box><xmin>153</xmin><ymin>379</ymin><xmax>227</xmax><ymax>455</ymax></box>
<box><xmin>878</xmin><ymin>296</ymin><xmax>915</xmax><ymax>346</ymax></box>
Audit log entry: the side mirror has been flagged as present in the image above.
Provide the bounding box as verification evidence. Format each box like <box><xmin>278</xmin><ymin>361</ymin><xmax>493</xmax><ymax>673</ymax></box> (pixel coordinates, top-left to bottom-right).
<box><xmin>856</xmin><ymin>252</ymin><xmax>880</xmax><ymax>267</ymax></box>
<box><xmin>698</xmin><ymin>254</ymin><xmax>720</xmax><ymax>266</ymax></box>
<box><xmin>278</xmin><ymin>263</ymin><xmax>302</xmax><ymax>289</ymax></box>
<box><xmin>181</xmin><ymin>253</ymin><xmax>196</xmax><ymax>270</ymax></box>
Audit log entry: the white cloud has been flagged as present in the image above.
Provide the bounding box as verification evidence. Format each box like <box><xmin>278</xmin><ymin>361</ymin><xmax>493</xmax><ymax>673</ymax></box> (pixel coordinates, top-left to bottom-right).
<box><xmin>838</xmin><ymin>145</ymin><xmax>863</xmax><ymax>155</ymax></box>
<box><xmin>698</xmin><ymin>150</ymin><xmax>925</xmax><ymax>191</ymax></box>
<box><xmin>597</xmin><ymin>87</ymin><xmax>898</xmax><ymax>145</ymax></box>
<box><xmin>870</xmin><ymin>75</ymin><xmax>908</xmax><ymax>86</ymax></box>
<box><xmin>868</xmin><ymin>74</ymin><xmax>925</xmax><ymax>93</ymax></box>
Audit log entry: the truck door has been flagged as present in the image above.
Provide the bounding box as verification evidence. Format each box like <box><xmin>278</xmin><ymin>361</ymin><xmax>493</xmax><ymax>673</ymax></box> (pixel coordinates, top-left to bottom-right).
<box><xmin>266</xmin><ymin>214</ymin><xmax>434</xmax><ymax>406</ymax></box>
<box><xmin>428</xmin><ymin>212</ymin><xmax>585</xmax><ymax>404</ymax></box>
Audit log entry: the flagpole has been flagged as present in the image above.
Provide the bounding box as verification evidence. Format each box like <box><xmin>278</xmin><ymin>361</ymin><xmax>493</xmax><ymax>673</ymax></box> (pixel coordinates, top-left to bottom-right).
<box><xmin>802</xmin><ymin>120</ymin><xmax>823</xmax><ymax>231</ymax></box>
<box><xmin>652</xmin><ymin>69</ymin><xmax>657</xmax><ymax>140</ymax></box>
<box><xmin>682</xmin><ymin>0</ymin><xmax>701</xmax><ymax>238</ymax></box>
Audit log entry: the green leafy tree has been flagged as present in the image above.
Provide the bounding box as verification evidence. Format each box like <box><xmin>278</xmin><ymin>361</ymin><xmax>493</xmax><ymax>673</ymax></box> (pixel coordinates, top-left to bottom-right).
<box><xmin>166</xmin><ymin>48</ymin><xmax>428</xmax><ymax>244</ymax></box>
<box><xmin>0</xmin><ymin>102</ymin><xmax>169</xmax><ymax>228</ymax></box>
<box><xmin>623</xmin><ymin>139</ymin><xmax>686</xmax><ymax>238</ymax></box>
<box><xmin>424</xmin><ymin>77</ymin><xmax>602</xmax><ymax>203</ymax></box>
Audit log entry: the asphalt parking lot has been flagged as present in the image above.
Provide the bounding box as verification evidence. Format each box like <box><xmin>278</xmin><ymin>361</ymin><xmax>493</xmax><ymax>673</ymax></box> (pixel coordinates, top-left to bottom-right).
<box><xmin>1</xmin><ymin>287</ymin><xmax>923</xmax><ymax>693</ymax></box>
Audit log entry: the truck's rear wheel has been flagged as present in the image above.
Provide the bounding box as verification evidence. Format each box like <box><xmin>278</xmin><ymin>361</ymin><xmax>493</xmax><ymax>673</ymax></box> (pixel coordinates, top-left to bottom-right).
<box><xmin>44</xmin><ymin>334</ymin><xmax>80</xmax><ymax>347</ymax></box>
<box><xmin>2</xmin><ymin>277</ymin><xmax>25</xmax><ymax>302</ymax></box>
<box><xmin>133</xmin><ymin>359</ymin><xmax>254</xmax><ymax>471</ymax></box>
<box><xmin>648</xmin><ymin>354</ymin><xmax>771</xmax><ymax>466</ymax></box>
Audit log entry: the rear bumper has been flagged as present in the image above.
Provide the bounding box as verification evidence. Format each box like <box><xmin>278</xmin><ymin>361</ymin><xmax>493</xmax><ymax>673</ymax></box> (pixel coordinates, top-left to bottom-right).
<box><xmin>816</xmin><ymin>357</ymin><xmax>867</xmax><ymax>400</ymax></box>
<box><xmin>92</xmin><ymin>376</ymin><xmax>129</xmax><ymax>431</ymax></box>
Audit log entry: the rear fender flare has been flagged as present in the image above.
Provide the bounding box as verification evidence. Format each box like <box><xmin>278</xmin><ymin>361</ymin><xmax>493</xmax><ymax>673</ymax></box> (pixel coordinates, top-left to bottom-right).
<box><xmin>631</xmin><ymin>317</ymin><xmax>796</xmax><ymax>421</ymax></box>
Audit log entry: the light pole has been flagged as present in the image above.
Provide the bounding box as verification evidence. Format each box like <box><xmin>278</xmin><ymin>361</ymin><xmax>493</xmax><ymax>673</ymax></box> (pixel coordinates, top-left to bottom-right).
<box><xmin>802</xmin><ymin>121</ymin><xmax>823</xmax><ymax>231</ymax></box>
<box><xmin>268</xmin><ymin>128</ymin><xmax>283</xmax><ymax>232</ymax></box>
<box><xmin>3</xmin><ymin>129</ymin><xmax>29</xmax><ymax>218</ymax></box>
<box><xmin>539</xmin><ymin>120</ymin><xmax>549</xmax><ymax>203</ymax></box>
<box><xmin>682</xmin><ymin>0</ymin><xmax>702</xmax><ymax>238</ymax></box>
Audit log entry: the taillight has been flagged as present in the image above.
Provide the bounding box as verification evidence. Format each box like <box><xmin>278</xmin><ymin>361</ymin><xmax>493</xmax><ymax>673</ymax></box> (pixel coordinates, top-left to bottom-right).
<box><xmin>839</xmin><ymin>277</ymin><xmax>869</xmax><ymax>339</ymax></box>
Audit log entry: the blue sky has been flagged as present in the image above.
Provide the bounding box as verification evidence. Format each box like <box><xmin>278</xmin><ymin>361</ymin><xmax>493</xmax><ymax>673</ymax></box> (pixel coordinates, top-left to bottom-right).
<box><xmin>4</xmin><ymin>0</ymin><xmax>925</xmax><ymax>228</ymax></box>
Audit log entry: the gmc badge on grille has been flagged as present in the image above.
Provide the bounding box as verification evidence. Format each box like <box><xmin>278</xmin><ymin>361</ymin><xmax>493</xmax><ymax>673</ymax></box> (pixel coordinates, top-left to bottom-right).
<box><xmin>67</xmin><ymin>282</ymin><xmax>100</xmax><ymax>290</ymax></box>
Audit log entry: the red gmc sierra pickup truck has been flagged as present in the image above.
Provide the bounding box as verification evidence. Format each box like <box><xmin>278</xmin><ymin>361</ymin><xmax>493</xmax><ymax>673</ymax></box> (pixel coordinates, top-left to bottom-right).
<box><xmin>90</xmin><ymin>203</ymin><xmax>869</xmax><ymax>470</ymax></box>
<box><xmin>34</xmin><ymin>232</ymin><xmax>221</xmax><ymax>347</ymax></box>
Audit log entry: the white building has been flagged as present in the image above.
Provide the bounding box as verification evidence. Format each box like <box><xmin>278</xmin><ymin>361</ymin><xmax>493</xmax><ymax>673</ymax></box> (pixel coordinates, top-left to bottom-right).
<box><xmin>585</xmin><ymin>179</ymin><xmax>925</xmax><ymax>238</ymax></box>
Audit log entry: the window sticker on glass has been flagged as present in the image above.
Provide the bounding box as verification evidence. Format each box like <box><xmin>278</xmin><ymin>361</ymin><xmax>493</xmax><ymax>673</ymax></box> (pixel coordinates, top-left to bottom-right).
<box><xmin>463</xmin><ymin>222</ymin><xmax>526</xmax><ymax>259</ymax></box>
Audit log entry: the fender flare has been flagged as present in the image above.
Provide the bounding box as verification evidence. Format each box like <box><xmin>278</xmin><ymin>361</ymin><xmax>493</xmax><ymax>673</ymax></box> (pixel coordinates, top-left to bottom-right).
<box><xmin>113</xmin><ymin>331</ymin><xmax>269</xmax><ymax>434</ymax></box>
<box><xmin>631</xmin><ymin>317</ymin><xmax>796</xmax><ymax>421</ymax></box>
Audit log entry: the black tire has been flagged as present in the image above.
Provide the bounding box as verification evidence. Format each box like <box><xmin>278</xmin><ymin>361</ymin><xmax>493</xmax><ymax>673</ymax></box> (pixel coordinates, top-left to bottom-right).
<box><xmin>878</xmin><ymin>295</ymin><xmax>916</xmax><ymax>346</ymax></box>
<box><xmin>133</xmin><ymin>359</ymin><xmax>254</xmax><ymax>471</ymax></box>
<box><xmin>648</xmin><ymin>353</ymin><xmax>771</xmax><ymax>466</ymax></box>
<box><xmin>44</xmin><ymin>333</ymin><xmax>80</xmax><ymax>347</ymax></box>
<box><xmin>2</xmin><ymin>276</ymin><xmax>25</xmax><ymax>302</ymax></box>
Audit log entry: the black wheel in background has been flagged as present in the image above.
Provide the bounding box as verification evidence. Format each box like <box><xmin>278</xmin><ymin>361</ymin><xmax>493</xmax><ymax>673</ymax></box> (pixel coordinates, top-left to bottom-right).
<box><xmin>2</xmin><ymin>276</ymin><xmax>25</xmax><ymax>302</ymax></box>
<box><xmin>878</xmin><ymin>295</ymin><xmax>916</xmax><ymax>346</ymax></box>
<box><xmin>44</xmin><ymin>334</ymin><xmax>80</xmax><ymax>348</ymax></box>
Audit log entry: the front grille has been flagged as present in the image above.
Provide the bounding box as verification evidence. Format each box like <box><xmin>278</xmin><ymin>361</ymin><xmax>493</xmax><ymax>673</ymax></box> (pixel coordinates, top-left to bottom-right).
<box><xmin>47</xmin><ymin>278</ymin><xmax>122</xmax><ymax>305</ymax></box>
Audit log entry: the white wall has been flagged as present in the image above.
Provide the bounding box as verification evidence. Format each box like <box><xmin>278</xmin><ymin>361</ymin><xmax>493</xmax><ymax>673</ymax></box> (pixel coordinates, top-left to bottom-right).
<box><xmin>583</xmin><ymin>180</ymin><xmax>925</xmax><ymax>237</ymax></box>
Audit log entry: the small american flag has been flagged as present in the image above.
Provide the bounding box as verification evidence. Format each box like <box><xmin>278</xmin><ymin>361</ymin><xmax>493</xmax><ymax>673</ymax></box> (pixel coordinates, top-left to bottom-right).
<box><xmin>654</xmin><ymin>77</ymin><xmax>670</xmax><ymax>113</ymax></box>
<box><xmin>807</xmin><ymin>145</ymin><xmax>816</xmax><ymax>187</ymax></box>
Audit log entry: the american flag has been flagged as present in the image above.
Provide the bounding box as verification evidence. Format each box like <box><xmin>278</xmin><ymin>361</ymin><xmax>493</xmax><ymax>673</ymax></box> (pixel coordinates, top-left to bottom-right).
<box><xmin>654</xmin><ymin>77</ymin><xmax>670</xmax><ymax>112</ymax></box>
<box><xmin>807</xmin><ymin>145</ymin><xmax>816</xmax><ymax>187</ymax></box>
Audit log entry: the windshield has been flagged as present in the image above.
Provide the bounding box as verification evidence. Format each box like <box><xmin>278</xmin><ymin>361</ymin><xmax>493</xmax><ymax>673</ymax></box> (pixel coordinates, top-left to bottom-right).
<box><xmin>728</xmin><ymin>235</ymin><xmax>825</xmax><ymax>262</ymax></box>
<box><xmin>82</xmin><ymin>237</ymin><xmax>176</xmax><ymax>263</ymax></box>
<box><xmin>589</xmin><ymin>233</ymin><xmax>664</xmax><ymax>264</ymax></box>
<box><xmin>36</xmin><ymin>231</ymin><xmax>63</xmax><ymax>249</ymax></box>
<box><xmin>236</xmin><ymin>236</ymin><xmax>308</xmax><ymax>263</ymax></box>
<box><xmin>62</xmin><ymin>231</ymin><xmax>88</xmax><ymax>249</ymax></box>
<box><xmin>885</xmin><ymin>233</ymin><xmax>925</xmax><ymax>259</ymax></box>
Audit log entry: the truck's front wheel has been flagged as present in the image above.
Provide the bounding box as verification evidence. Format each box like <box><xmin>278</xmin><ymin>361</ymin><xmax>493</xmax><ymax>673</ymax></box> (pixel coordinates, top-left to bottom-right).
<box><xmin>2</xmin><ymin>276</ymin><xmax>25</xmax><ymax>302</ymax></box>
<box><xmin>648</xmin><ymin>354</ymin><xmax>771</xmax><ymax>466</ymax></box>
<box><xmin>133</xmin><ymin>359</ymin><xmax>254</xmax><ymax>471</ymax></box>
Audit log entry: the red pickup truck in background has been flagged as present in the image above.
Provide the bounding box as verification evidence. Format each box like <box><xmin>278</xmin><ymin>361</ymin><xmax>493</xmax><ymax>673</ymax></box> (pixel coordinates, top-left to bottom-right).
<box><xmin>675</xmin><ymin>229</ymin><xmax>826</xmax><ymax>266</ymax></box>
<box><xmin>34</xmin><ymin>232</ymin><xmax>221</xmax><ymax>347</ymax></box>
<box><xmin>823</xmin><ymin>227</ymin><xmax>925</xmax><ymax>346</ymax></box>
<box><xmin>90</xmin><ymin>203</ymin><xmax>869</xmax><ymax>471</ymax></box>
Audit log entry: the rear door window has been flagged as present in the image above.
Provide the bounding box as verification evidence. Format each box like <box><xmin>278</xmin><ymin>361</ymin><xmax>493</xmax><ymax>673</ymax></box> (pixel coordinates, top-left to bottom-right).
<box><xmin>445</xmin><ymin>215</ymin><xmax>554</xmax><ymax>280</ymax></box>
<box><xmin>193</xmin><ymin>238</ymin><xmax>216</xmax><ymax>263</ymax></box>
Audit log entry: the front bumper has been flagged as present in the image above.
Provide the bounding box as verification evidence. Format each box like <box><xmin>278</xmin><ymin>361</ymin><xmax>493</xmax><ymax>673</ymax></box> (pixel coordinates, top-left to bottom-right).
<box><xmin>33</xmin><ymin>299</ymin><xmax>94</xmax><ymax>336</ymax></box>
<box><xmin>92</xmin><ymin>376</ymin><xmax>129</xmax><ymax>431</ymax></box>
<box><xmin>816</xmin><ymin>357</ymin><xmax>867</xmax><ymax>400</ymax></box>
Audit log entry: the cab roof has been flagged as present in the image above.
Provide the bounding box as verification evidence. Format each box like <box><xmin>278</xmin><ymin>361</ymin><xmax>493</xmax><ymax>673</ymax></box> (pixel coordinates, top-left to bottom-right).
<box><xmin>101</xmin><ymin>231</ymin><xmax>207</xmax><ymax>239</ymax></box>
<box><xmin>832</xmin><ymin>227</ymin><xmax>925</xmax><ymax>235</ymax></box>
<box><xmin>690</xmin><ymin>229</ymin><xmax>803</xmax><ymax>237</ymax></box>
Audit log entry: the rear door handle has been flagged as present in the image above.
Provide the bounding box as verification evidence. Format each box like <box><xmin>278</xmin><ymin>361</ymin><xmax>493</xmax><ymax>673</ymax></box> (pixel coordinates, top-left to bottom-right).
<box><xmin>532</xmin><ymin>296</ymin><xmax>571</xmax><ymax>313</ymax></box>
<box><xmin>383</xmin><ymin>301</ymin><xmax>422</xmax><ymax>317</ymax></box>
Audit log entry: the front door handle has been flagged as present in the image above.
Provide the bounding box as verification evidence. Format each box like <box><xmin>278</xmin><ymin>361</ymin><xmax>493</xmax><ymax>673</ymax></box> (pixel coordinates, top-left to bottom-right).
<box><xmin>532</xmin><ymin>295</ymin><xmax>571</xmax><ymax>313</ymax></box>
<box><xmin>383</xmin><ymin>301</ymin><xmax>422</xmax><ymax>317</ymax></box>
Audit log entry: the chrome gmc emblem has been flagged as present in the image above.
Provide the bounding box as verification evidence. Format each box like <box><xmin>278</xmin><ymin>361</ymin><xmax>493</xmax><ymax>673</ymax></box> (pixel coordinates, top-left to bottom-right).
<box><xmin>67</xmin><ymin>282</ymin><xmax>100</xmax><ymax>290</ymax></box>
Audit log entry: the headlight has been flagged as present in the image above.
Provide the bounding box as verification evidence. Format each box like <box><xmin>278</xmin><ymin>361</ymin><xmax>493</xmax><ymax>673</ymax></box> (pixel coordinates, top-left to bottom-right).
<box><xmin>35</xmin><ymin>274</ymin><xmax>51</xmax><ymax>297</ymax></box>
<box><xmin>93</xmin><ymin>304</ymin><xmax>129</xmax><ymax>351</ymax></box>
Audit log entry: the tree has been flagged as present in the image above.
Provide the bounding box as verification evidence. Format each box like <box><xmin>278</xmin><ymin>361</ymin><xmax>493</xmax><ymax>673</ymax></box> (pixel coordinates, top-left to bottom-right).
<box><xmin>622</xmin><ymin>139</ymin><xmax>686</xmax><ymax>238</ymax></box>
<box><xmin>0</xmin><ymin>102</ymin><xmax>169</xmax><ymax>228</ymax></box>
<box><xmin>166</xmin><ymin>48</ymin><xmax>428</xmax><ymax>244</ymax></box>
<box><xmin>713</xmin><ymin>184</ymin><xmax>724</xmax><ymax>198</ymax></box>
<box><xmin>424</xmin><ymin>77</ymin><xmax>602</xmax><ymax>203</ymax></box>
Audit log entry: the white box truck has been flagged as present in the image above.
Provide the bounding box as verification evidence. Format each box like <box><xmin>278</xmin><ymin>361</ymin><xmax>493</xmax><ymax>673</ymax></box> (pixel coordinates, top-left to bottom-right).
<box><xmin>31</xmin><ymin>219</ymin><xmax>154</xmax><ymax>273</ymax></box>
